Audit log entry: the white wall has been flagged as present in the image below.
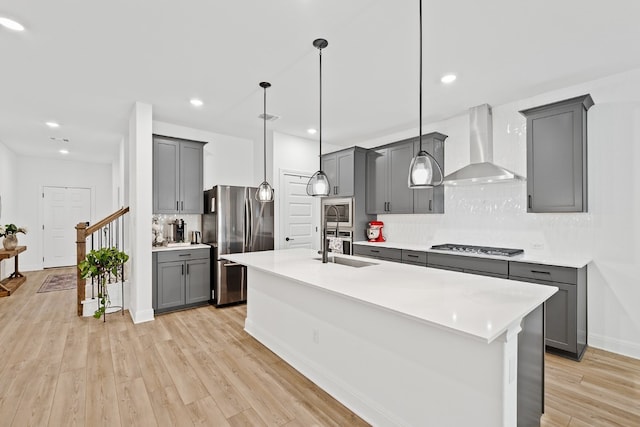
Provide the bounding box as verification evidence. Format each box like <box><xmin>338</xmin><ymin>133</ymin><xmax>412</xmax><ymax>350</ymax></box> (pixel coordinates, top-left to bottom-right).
<box><xmin>153</xmin><ymin>120</ymin><xmax>257</xmax><ymax>188</ymax></box>
<box><xmin>129</xmin><ymin>102</ymin><xmax>154</xmax><ymax>324</ymax></box>
<box><xmin>14</xmin><ymin>155</ymin><xmax>112</xmax><ymax>272</ymax></box>
<box><xmin>369</xmin><ymin>67</ymin><xmax>640</xmax><ymax>359</ymax></box>
<box><xmin>0</xmin><ymin>140</ymin><xmax>17</xmax><ymax>279</ymax></box>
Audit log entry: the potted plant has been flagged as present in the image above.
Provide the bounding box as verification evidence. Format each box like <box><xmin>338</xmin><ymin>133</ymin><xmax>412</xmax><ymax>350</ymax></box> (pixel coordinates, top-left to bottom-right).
<box><xmin>78</xmin><ymin>246</ymin><xmax>129</xmax><ymax>319</ymax></box>
<box><xmin>0</xmin><ymin>224</ymin><xmax>27</xmax><ymax>250</ymax></box>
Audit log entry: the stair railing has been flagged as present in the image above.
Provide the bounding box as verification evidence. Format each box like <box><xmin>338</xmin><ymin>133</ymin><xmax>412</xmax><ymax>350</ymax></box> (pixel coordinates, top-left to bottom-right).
<box><xmin>75</xmin><ymin>206</ymin><xmax>130</xmax><ymax>316</ymax></box>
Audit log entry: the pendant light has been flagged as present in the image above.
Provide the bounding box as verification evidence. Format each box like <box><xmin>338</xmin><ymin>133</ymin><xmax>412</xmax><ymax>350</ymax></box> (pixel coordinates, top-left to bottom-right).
<box><xmin>256</xmin><ymin>82</ymin><xmax>274</xmax><ymax>202</ymax></box>
<box><xmin>306</xmin><ymin>38</ymin><xmax>331</xmax><ymax>197</ymax></box>
<box><xmin>408</xmin><ymin>0</ymin><xmax>444</xmax><ymax>188</ymax></box>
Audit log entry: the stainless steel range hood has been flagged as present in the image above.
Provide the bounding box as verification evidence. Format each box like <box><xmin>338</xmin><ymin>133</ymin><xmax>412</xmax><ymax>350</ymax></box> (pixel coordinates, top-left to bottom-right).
<box><xmin>443</xmin><ymin>104</ymin><xmax>524</xmax><ymax>185</ymax></box>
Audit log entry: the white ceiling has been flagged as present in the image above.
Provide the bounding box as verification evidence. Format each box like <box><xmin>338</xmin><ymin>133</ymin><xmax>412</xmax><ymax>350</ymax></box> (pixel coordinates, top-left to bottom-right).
<box><xmin>2</xmin><ymin>0</ymin><xmax>640</xmax><ymax>164</ymax></box>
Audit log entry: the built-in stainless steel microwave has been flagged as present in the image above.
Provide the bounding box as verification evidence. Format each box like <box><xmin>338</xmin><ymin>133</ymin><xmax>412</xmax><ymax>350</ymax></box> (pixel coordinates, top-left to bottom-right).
<box><xmin>322</xmin><ymin>197</ymin><xmax>353</xmax><ymax>229</ymax></box>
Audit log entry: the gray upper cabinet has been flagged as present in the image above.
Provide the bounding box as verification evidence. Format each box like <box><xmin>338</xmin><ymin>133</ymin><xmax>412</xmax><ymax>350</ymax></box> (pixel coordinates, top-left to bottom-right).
<box><xmin>414</xmin><ymin>133</ymin><xmax>447</xmax><ymax>214</ymax></box>
<box><xmin>153</xmin><ymin>135</ymin><xmax>206</xmax><ymax>214</ymax></box>
<box><xmin>366</xmin><ymin>141</ymin><xmax>414</xmax><ymax>214</ymax></box>
<box><xmin>519</xmin><ymin>94</ymin><xmax>594</xmax><ymax>213</ymax></box>
<box><xmin>367</xmin><ymin>133</ymin><xmax>445</xmax><ymax>214</ymax></box>
<box><xmin>321</xmin><ymin>147</ymin><xmax>364</xmax><ymax>197</ymax></box>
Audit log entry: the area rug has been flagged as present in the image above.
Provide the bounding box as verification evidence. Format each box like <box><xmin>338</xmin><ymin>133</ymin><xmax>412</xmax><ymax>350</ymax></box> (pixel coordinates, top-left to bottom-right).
<box><xmin>37</xmin><ymin>273</ymin><xmax>77</xmax><ymax>293</ymax></box>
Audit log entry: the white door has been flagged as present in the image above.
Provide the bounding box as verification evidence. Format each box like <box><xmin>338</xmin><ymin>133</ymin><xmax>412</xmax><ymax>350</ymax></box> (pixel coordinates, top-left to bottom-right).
<box><xmin>280</xmin><ymin>172</ymin><xmax>319</xmax><ymax>250</ymax></box>
<box><xmin>43</xmin><ymin>187</ymin><xmax>91</xmax><ymax>268</ymax></box>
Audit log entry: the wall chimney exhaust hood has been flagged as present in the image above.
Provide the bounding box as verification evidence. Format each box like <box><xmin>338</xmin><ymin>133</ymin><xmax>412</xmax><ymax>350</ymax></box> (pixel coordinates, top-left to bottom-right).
<box><xmin>443</xmin><ymin>104</ymin><xmax>524</xmax><ymax>185</ymax></box>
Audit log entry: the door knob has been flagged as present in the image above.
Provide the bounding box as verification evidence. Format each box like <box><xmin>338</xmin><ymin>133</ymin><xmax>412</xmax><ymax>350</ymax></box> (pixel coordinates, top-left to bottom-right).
<box><xmin>286</xmin><ymin>237</ymin><xmax>294</xmax><ymax>241</ymax></box>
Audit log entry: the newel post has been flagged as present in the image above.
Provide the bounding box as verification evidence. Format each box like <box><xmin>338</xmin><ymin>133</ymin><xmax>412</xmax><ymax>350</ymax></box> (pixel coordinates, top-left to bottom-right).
<box><xmin>76</xmin><ymin>222</ymin><xmax>88</xmax><ymax>316</ymax></box>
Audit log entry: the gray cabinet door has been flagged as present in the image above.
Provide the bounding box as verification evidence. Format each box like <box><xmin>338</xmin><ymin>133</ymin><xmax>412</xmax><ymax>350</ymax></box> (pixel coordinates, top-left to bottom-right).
<box><xmin>366</xmin><ymin>149</ymin><xmax>388</xmax><ymax>214</ymax></box>
<box><xmin>336</xmin><ymin>150</ymin><xmax>355</xmax><ymax>196</ymax></box>
<box><xmin>179</xmin><ymin>141</ymin><xmax>204</xmax><ymax>214</ymax></box>
<box><xmin>153</xmin><ymin>137</ymin><xmax>180</xmax><ymax>214</ymax></box>
<box><xmin>321</xmin><ymin>154</ymin><xmax>338</xmax><ymax>195</ymax></box>
<box><xmin>545</xmin><ymin>282</ymin><xmax>577</xmax><ymax>352</ymax></box>
<box><xmin>520</xmin><ymin>94</ymin><xmax>593</xmax><ymax>213</ymax></box>
<box><xmin>185</xmin><ymin>258</ymin><xmax>210</xmax><ymax>304</ymax></box>
<box><xmin>157</xmin><ymin>260</ymin><xmax>185</xmax><ymax>310</ymax></box>
<box><xmin>388</xmin><ymin>142</ymin><xmax>415</xmax><ymax>214</ymax></box>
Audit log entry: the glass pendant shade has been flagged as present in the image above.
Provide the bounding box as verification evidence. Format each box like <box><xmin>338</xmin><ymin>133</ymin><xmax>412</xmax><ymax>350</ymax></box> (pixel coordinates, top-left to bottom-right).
<box><xmin>256</xmin><ymin>181</ymin><xmax>274</xmax><ymax>202</ymax></box>
<box><xmin>256</xmin><ymin>81</ymin><xmax>274</xmax><ymax>202</ymax></box>
<box><xmin>306</xmin><ymin>171</ymin><xmax>330</xmax><ymax>196</ymax></box>
<box><xmin>408</xmin><ymin>150</ymin><xmax>443</xmax><ymax>188</ymax></box>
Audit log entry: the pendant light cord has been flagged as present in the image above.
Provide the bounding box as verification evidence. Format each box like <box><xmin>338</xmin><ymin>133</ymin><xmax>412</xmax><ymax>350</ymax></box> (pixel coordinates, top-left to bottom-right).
<box><xmin>419</xmin><ymin>0</ymin><xmax>423</xmax><ymax>153</ymax></box>
<box><xmin>319</xmin><ymin>47</ymin><xmax>323</xmax><ymax>170</ymax></box>
<box><xmin>263</xmin><ymin>85</ymin><xmax>267</xmax><ymax>182</ymax></box>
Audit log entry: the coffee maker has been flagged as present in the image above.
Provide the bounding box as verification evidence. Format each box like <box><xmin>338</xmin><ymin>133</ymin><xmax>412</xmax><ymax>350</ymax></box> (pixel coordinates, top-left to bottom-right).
<box><xmin>367</xmin><ymin>221</ymin><xmax>385</xmax><ymax>242</ymax></box>
<box><xmin>173</xmin><ymin>219</ymin><xmax>186</xmax><ymax>242</ymax></box>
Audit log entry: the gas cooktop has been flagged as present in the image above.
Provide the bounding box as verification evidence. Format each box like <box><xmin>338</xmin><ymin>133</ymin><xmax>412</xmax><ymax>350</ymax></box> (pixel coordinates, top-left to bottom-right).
<box><xmin>430</xmin><ymin>244</ymin><xmax>524</xmax><ymax>257</ymax></box>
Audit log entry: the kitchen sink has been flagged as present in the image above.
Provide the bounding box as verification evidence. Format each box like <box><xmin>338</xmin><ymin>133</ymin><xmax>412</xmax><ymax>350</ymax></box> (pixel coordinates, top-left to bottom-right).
<box><xmin>314</xmin><ymin>256</ymin><xmax>378</xmax><ymax>268</ymax></box>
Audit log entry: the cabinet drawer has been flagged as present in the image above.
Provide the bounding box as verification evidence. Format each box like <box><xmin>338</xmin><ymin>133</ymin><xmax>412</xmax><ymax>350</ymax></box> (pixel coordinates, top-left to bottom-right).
<box><xmin>157</xmin><ymin>248</ymin><xmax>210</xmax><ymax>263</ymax></box>
<box><xmin>428</xmin><ymin>253</ymin><xmax>508</xmax><ymax>277</ymax></box>
<box><xmin>353</xmin><ymin>245</ymin><xmax>402</xmax><ymax>261</ymax></box>
<box><xmin>401</xmin><ymin>250</ymin><xmax>427</xmax><ymax>266</ymax></box>
<box><xmin>509</xmin><ymin>262</ymin><xmax>577</xmax><ymax>285</ymax></box>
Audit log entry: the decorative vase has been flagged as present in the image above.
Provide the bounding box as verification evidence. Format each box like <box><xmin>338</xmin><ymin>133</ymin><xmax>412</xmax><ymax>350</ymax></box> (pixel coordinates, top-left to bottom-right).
<box><xmin>3</xmin><ymin>234</ymin><xmax>17</xmax><ymax>250</ymax></box>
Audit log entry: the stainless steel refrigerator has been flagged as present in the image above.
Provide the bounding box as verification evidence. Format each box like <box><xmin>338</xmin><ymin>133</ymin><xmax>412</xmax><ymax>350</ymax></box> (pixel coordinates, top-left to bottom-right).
<box><xmin>202</xmin><ymin>186</ymin><xmax>274</xmax><ymax>306</ymax></box>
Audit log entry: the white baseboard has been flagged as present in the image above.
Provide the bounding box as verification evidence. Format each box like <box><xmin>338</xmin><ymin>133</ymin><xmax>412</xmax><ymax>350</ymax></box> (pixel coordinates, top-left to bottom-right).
<box><xmin>129</xmin><ymin>308</ymin><xmax>154</xmax><ymax>324</ymax></box>
<box><xmin>589</xmin><ymin>334</ymin><xmax>640</xmax><ymax>360</ymax></box>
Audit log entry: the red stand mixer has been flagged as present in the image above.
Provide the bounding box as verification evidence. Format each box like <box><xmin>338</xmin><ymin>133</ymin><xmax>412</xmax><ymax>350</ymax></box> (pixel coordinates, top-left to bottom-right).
<box><xmin>367</xmin><ymin>221</ymin><xmax>386</xmax><ymax>242</ymax></box>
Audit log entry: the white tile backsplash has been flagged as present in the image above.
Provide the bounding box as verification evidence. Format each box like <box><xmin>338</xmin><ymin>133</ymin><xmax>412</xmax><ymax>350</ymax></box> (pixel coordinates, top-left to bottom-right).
<box><xmin>380</xmin><ymin>181</ymin><xmax>592</xmax><ymax>259</ymax></box>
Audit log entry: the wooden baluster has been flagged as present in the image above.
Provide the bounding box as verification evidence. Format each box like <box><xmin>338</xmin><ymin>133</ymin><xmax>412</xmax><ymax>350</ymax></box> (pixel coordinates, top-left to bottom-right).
<box><xmin>75</xmin><ymin>222</ymin><xmax>88</xmax><ymax>316</ymax></box>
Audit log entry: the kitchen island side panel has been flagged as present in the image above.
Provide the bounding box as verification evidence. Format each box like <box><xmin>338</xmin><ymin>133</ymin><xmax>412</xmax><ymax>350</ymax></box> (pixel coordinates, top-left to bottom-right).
<box><xmin>244</xmin><ymin>267</ymin><xmax>520</xmax><ymax>427</ymax></box>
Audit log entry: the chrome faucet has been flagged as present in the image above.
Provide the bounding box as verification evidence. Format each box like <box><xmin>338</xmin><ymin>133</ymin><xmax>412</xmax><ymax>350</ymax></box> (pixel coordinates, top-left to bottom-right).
<box><xmin>322</xmin><ymin>204</ymin><xmax>340</xmax><ymax>263</ymax></box>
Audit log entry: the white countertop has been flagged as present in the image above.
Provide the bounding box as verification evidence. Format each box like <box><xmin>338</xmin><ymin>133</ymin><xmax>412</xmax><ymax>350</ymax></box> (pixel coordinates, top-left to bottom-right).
<box><xmin>152</xmin><ymin>243</ymin><xmax>211</xmax><ymax>252</ymax></box>
<box><xmin>223</xmin><ymin>248</ymin><xmax>557</xmax><ymax>343</ymax></box>
<box><xmin>353</xmin><ymin>240</ymin><xmax>590</xmax><ymax>268</ymax></box>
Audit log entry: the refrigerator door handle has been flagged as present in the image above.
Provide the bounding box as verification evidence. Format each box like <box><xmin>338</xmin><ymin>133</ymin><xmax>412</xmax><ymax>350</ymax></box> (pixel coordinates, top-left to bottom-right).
<box><xmin>243</xmin><ymin>196</ymin><xmax>250</xmax><ymax>251</ymax></box>
<box><xmin>247</xmin><ymin>195</ymin><xmax>254</xmax><ymax>249</ymax></box>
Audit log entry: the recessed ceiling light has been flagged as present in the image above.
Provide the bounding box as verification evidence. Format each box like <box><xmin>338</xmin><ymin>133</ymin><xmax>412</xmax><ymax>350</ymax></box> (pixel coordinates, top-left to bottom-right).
<box><xmin>46</xmin><ymin>121</ymin><xmax>60</xmax><ymax>128</ymax></box>
<box><xmin>441</xmin><ymin>74</ymin><xmax>457</xmax><ymax>84</ymax></box>
<box><xmin>190</xmin><ymin>98</ymin><xmax>204</xmax><ymax>107</ymax></box>
<box><xmin>0</xmin><ymin>17</ymin><xmax>25</xmax><ymax>32</ymax></box>
<box><xmin>50</xmin><ymin>137</ymin><xmax>70</xmax><ymax>142</ymax></box>
<box><xmin>59</xmin><ymin>149</ymin><xmax>69</xmax><ymax>155</ymax></box>
<box><xmin>307</xmin><ymin>128</ymin><xmax>317</xmax><ymax>134</ymax></box>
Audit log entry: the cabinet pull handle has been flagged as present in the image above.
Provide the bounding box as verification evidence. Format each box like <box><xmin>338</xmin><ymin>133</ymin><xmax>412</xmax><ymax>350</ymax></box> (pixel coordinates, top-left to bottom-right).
<box><xmin>388</xmin><ymin>202</ymin><xmax>391</xmax><ymax>211</ymax></box>
<box><xmin>371</xmin><ymin>250</ymin><xmax>380</xmax><ymax>253</ymax></box>
<box><xmin>181</xmin><ymin>265</ymin><xmax>184</xmax><ymax>275</ymax></box>
<box><xmin>407</xmin><ymin>254</ymin><xmax>419</xmax><ymax>258</ymax></box>
<box><xmin>187</xmin><ymin>264</ymin><xmax>189</xmax><ymax>274</ymax></box>
<box><xmin>335</xmin><ymin>186</ymin><xmax>339</xmax><ymax>194</ymax></box>
<box><xmin>179</xmin><ymin>253</ymin><xmax>191</xmax><ymax>257</ymax></box>
<box><xmin>181</xmin><ymin>201</ymin><xmax>184</xmax><ymax>211</ymax></box>
<box><xmin>176</xmin><ymin>201</ymin><xmax>179</xmax><ymax>210</ymax></box>
<box><xmin>429</xmin><ymin>200</ymin><xmax>432</xmax><ymax>211</ymax></box>
<box><xmin>528</xmin><ymin>195</ymin><xmax>532</xmax><ymax>209</ymax></box>
<box><xmin>530</xmin><ymin>270</ymin><xmax>551</xmax><ymax>275</ymax></box>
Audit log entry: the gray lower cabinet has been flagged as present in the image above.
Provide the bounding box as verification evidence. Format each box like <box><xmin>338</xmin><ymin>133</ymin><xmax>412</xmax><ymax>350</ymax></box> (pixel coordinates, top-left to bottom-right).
<box><xmin>519</xmin><ymin>94</ymin><xmax>593</xmax><ymax>213</ymax></box>
<box><xmin>366</xmin><ymin>133</ymin><xmax>446</xmax><ymax>214</ymax></box>
<box><xmin>153</xmin><ymin>248</ymin><xmax>211</xmax><ymax>313</ymax></box>
<box><xmin>353</xmin><ymin>243</ymin><xmax>586</xmax><ymax>360</ymax></box>
<box><xmin>509</xmin><ymin>261</ymin><xmax>587</xmax><ymax>360</ymax></box>
<box><xmin>153</xmin><ymin>135</ymin><xmax>206</xmax><ymax>214</ymax></box>
<box><xmin>321</xmin><ymin>147</ymin><xmax>366</xmax><ymax>197</ymax></box>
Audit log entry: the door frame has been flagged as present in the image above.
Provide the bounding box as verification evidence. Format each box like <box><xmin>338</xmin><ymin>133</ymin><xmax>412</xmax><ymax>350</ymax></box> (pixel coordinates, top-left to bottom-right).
<box><xmin>277</xmin><ymin>169</ymin><xmax>320</xmax><ymax>251</ymax></box>
<box><xmin>41</xmin><ymin>185</ymin><xmax>94</xmax><ymax>269</ymax></box>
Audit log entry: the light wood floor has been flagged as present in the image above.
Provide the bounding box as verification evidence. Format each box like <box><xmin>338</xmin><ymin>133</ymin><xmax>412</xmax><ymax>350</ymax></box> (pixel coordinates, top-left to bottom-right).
<box><xmin>0</xmin><ymin>268</ymin><xmax>638</xmax><ymax>426</ymax></box>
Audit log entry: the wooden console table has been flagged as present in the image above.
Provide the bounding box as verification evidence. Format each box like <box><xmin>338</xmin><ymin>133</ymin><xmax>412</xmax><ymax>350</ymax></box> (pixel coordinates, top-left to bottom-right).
<box><xmin>0</xmin><ymin>245</ymin><xmax>27</xmax><ymax>297</ymax></box>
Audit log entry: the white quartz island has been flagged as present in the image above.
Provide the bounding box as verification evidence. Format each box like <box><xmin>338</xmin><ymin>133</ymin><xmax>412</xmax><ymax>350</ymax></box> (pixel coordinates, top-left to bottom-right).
<box><xmin>224</xmin><ymin>248</ymin><xmax>558</xmax><ymax>427</ymax></box>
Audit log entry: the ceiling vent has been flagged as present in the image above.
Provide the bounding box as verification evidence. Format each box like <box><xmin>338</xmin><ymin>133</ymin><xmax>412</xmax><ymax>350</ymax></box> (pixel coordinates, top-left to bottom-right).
<box><xmin>258</xmin><ymin>113</ymin><xmax>280</xmax><ymax>122</ymax></box>
<box><xmin>50</xmin><ymin>137</ymin><xmax>70</xmax><ymax>142</ymax></box>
